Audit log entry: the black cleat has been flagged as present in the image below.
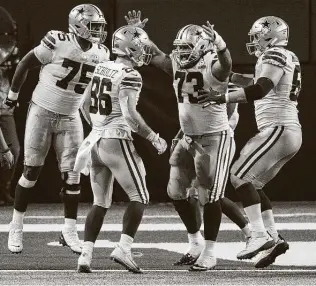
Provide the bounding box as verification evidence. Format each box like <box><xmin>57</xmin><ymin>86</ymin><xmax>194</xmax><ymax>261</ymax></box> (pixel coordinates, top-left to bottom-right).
<box><xmin>173</xmin><ymin>253</ymin><xmax>199</xmax><ymax>266</ymax></box>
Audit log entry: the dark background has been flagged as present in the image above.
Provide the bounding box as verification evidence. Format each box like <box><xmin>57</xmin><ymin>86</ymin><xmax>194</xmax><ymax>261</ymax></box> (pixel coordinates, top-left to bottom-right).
<box><xmin>0</xmin><ymin>0</ymin><xmax>314</xmax><ymax>203</ymax></box>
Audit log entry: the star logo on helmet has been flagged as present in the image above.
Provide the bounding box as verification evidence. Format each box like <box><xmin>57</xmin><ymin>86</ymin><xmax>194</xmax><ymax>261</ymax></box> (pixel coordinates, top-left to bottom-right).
<box><xmin>261</xmin><ymin>20</ymin><xmax>271</xmax><ymax>28</ymax></box>
<box><xmin>78</xmin><ymin>7</ymin><xmax>85</xmax><ymax>14</ymax></box>
<box><xmin>195</xmin><ymin>30</ymin><xmax>202</xmax><ymax>36</ymax></box>
<box><xmin>133</xmin><ymin>30</ymin><xmax>141</xmax><ymax>38</ymax></box>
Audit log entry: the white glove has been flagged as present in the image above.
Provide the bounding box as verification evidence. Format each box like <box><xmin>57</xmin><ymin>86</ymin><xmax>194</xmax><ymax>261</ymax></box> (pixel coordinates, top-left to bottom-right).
<box><xmin>0</xmin><ymin>149</ymin><xmax>14</xmax><ymax>170</ymax></box>
<box><xmin>124</xmin><ymin>10</ymin><xmax>148</xmax><ymax>29</ymax></box>
<box><xmin>202</xmin><ymin>21</ymin><xmax>226</xmax><ymax>51</ymax></box>
<box><xmin>147</xmin><ymin>132</ymin><xmax>167</xmax><ymax>155</ymax></box>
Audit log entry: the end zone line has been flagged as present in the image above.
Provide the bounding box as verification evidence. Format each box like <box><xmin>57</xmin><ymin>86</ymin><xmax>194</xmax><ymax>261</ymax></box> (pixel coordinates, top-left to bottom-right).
<box><xmin>1</xmin><ymin>269</ymin><xmax>316</xmax><ymax>273</ymax></box>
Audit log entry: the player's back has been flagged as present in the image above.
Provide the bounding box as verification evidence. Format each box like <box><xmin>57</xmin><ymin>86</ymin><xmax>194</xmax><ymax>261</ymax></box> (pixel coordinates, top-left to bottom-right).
<box><xmin>170</xmin><ymin>51</ymin><xmax>229</xmax><ymax>136</ymax></box>
<box><xmin>254</xmin><ymin>47</ymin><xmax>301</xmax><ymax>130</ymax></box>
<box><xmin>33</xmin><ymin>30</ymin><xmax>109</xmax><ymax>115</ymax></box>
<box><xmin>89</xmin><ymin>61</ymin><xmax>142</xmax><ymax>139</ymax></box>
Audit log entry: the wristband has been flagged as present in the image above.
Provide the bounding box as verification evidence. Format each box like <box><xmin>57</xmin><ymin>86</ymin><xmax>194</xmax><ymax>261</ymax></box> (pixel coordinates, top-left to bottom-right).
<box><xmin>8</xmin><ymin>90</ymin><xmax>19</xmax><ymax>101</ymax></box>
<box><xmin>146</xmin><ymin>131</ymin><xmax>157</xmax><ymax>142</ymax></box>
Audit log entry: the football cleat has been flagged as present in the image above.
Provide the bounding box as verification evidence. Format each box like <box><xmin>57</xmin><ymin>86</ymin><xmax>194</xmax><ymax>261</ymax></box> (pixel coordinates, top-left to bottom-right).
<box><xmin>77</xmin><ymin>252</ymin><xmax>92</xmax><ymax>273</ymax></box>
<box><xmin>173</xmin><ymin>253</ymin><xmax>199</xmax><ymax>266</ymax></box>
<box><xmin>237</xmin><ymin>232</ymin><xmax>275</xmax><ymax>260</ymax></box>
<box><xmin>8</xmin><ymin>222</ymin><xmax>23</xmax><ymax>253</ymax></box>
<box><xmin>189</xmin><ymin>256</ymin><xmax>216</xmax><ymax>271</ymax></box>
<box><xmin>110</xmin><ymin>245</ymin><xmax>143</xmax><ymax>274</ymax></box>
<box><xmin>59</xmin><ymin>228</ymin><xmax>82</xmax><ymax>255</ymax></box>
<box><xmin>254</xmin><ymin>235</ymin><xmax>289</xmax><ymax>268</ymax></box>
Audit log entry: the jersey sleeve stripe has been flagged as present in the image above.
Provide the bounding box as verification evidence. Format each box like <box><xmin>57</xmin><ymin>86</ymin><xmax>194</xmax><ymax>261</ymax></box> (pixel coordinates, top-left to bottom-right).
<box><xmin>122</xmin><ymin>77</ymin><xmax>142</xmax><ymax>83</ymax></box>
<box><xmin>42</xmin><ymin>38</ymin><xmax>55</xmax><ymax>50</ymax></box>
<box><xmin>266</xmin><ymin>51</ymin><xmax>286</xmax><ymax>60</ymax></box>
<box><xmin>121</xmin><ymin>81</ymin><xmax>142</xmax><ymax>88</ymax></box>
<box><xmin>262</xmin><ymin>55</ymin><xmax>286</xmax><ymax>66</ymax></box>
<box><xmin>45</xmin><ymin>34</ymin><xmax>56</xmax><ymax>44</ymax></box>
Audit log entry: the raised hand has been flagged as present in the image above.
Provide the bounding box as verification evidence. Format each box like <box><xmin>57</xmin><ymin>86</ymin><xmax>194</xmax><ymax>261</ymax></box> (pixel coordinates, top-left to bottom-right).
<box><xmin>125</xmin><ymin>10</ymin><xmax>148</xmax><ymax>29</ymax></box>
<box><xmin>202</xmin><ymin>21</ymin><xmax>216</xmax><ymax>42</ymax></box>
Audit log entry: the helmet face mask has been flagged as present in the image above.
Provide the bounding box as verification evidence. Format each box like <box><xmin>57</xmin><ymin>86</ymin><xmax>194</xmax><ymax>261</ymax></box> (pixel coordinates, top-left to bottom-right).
<box><xmin>69</xmin><ymin>4</ymin><xmax>107</xmax><ymax>44</ymax></box>
<box><xmin>112</xmin><ymin>26</ymin><xmax>152</xmax><ymax>67</ymax></box>
<box><xmin>173</xmin><ymin>24</ymin><xmax>211</xmax><ymax>69</ymax></box>
<box><xmin>246</xmin><ymin>16</ymin><xmax>289</xmax><ymax>57</ymax></box>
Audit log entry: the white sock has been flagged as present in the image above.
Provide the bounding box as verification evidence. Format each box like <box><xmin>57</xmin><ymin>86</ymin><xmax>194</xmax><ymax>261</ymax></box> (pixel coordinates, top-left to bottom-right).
<box><xmin>200</xmin><ymin>240</ymin><xmax>216</xmax><ymax>258</ymax></box>
<box><xmin>188</xmin><ymin>231</ymin><xmax>204</xmax><ymax>245</ymax></box>
<box><xmin>262</xmin><ymin>209</ymin><xmax>279</xmax><ymax>242</ymax></box>
<box><xmin>119</xmin><ymin>234</ymin><xmax>133</xmax><ymax>252</ymax></box>
<box><xmin>241</xmin><ymin>223</ymin><xmax>251</xmax><ymax>238</ymax></box>
<box><xmin>244</xmin><ymin>204</ymin><xmax>266</xmax><ymax>233</ymax></box>
<box><xmin>64</xmin><ymin>218</ymin><xmax>76</xmax><ymax>230</ymax></box>
<box><xmin>12</xmin><ymin>209</ymin><xmax>25</xmax><ymax>227</ymax></box>
<box><xmin>82</xmin><ymin>241</ymin><xmax>94</xmax><ymax>256</ymax></box>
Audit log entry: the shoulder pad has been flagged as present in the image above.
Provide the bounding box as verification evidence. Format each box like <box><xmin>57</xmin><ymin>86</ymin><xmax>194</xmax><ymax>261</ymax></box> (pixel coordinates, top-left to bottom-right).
<box><xmin>262</xmin><ymin>48</ymin><xmax>287</xmax><ymax>67</ymax></box>
<box><xmin>41</xmin><ymin>30</ymin><xmax>70</xmax><ymax>50</ymax></box>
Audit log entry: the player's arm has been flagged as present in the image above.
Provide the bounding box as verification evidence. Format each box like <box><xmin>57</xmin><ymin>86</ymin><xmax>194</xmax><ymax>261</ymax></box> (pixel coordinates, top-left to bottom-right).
<box><xmin>119</xmin><ymin>84</ymin><xmax>167</xmax><ymax>155</ymax></box>
<box><xmin>4</xmin><ymin>31</ymin><xmax>55</xmax><ymax>107</ymax></box>
<box><xmin>202</xmin><ymin>21</ymin><xmax>232</xmax><ymax>82</ymax></box>
<box><xmin>150</xmin><ymin>40</ymin><xmax>173</xmax><ymax>77</ymax></box>
<box><xmin>80</xmin><ymin>81</ymin><xmax>92</xmax><ymax>126</ymax></box>
<box><xmin>199</xmin><ymin>63</ymin><xmax>284</xmax><ymax>106</ymax></box>
<box><xmin>0</xmin><ymin>127</ymin><xmax>14</xmax><ymax>170</ymax></box>
<box><xmin>227</xmin><ymin>103</ymin><xmax>239</xmax><ymax>131</ymax></box>
<box><xmin>229</xmin><ymin>72</ymin><xmax>254</xmax><ymax>87</ymax></box>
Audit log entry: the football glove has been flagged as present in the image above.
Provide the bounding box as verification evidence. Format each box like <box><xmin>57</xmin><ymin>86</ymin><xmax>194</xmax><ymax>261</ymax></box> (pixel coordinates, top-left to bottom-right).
<box><xmin>125</xmin><ymin>10</ymin><xmax>148</xmax><ymax>29</ymax></box>
<box><xmin>202</xmin><ymin>21</ymin><xmax>226</xmax><ymax>51</ymax></box>
<box><xmin>3</xmin><ymin>90</ymin><xmax>19</xmax><ymax>108</ymax></box>
<box><xmin>0</xmin><ymin>149</ymin><xmax>14</xmax><ymax>170</ymax></box>
<box><xmin>147</xmin><ymin>132</ymin><xmax>167</xmax><ymax>155</ymax></box>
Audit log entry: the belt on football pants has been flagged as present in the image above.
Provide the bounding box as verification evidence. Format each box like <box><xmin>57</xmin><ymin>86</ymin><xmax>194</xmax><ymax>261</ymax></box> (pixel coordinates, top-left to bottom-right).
<box><xmin>184</xmin><ymin>130</ymin><xmax>228</xmax><ymax>140</ymax></box>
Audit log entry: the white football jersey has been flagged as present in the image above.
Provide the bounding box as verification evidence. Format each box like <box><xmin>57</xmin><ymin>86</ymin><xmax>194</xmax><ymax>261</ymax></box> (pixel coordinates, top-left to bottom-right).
<box><xmin>170</xmin><ymin>51</ymin><xmax>229</xmax><ymax>135</ymax></box>
<box><xmin>89</xmin><ymin>61</ymin><xmax>142</xmax><ymax>139</ymax></box>
<box><xmin>254</xmin><ymin>47</ymin><xmax>301</xmax><ymax>130</ymax></box>
<box><xmin>33</xmin><ymin>30</ymin><xmax>110</xmax><ymax>115</ymax></box>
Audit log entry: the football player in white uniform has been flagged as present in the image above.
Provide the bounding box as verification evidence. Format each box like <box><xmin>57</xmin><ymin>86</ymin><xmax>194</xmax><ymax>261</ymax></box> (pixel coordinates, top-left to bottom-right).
<box><xmin>5</xmin><ymin>4</ymin><xmax>109</xmax><ymax>254</ymax></box>
<box><xmin>74</xmin><ymin>26</ymin><xmax>167</xmax><ymax>273</ymax></box>
<box><xmin>146</xmin><ymin>21</ymin><xmax>234</xmax><ymax>270</ymax></box>
<box><xmin>199</xmin><ymin>16</ymin><xmax>301</xmax><ymax>267</ymax></box>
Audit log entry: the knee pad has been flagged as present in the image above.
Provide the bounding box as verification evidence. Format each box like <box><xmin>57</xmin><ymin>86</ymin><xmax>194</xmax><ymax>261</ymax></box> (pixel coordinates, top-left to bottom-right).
<box><xmin>167</xmin><ymin>181</ymin><xmax>188</xmax><ymax>201</ymax></box>
<box><xmin>62</xmin><ymin>171</ymin><xmax>81</xmax><ymax>185</ymax></box>
<box><xmin>23</xmin><ymin>165</ymin><xmax>42</xmax><ymax>181</ymax></box>
<box><xmin>18</xmin><ymin>174</ymin><xmax>37</xmax><ymax>188</ymax></box>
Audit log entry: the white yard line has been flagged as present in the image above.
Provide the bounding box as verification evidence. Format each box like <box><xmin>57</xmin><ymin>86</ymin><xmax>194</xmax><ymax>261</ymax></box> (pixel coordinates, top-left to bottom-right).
<box><xmin>1</xmin><ymin>222</ymin><xmax>316</xmax><ymax>232</ymax></box>
<box><xmin>24</xmin><ymin>213</ymin><xmax>316</xmax><ymax>219</ymax></box>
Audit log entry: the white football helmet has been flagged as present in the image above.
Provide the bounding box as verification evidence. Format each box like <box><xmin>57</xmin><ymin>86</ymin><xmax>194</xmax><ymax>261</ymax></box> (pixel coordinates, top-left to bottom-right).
<box><xmin>112</xmin><ymin>26</ymin><xmax>152</xmax><ymax>67</ymax></box>
<box><xmin>173</xmin><ymin>24</ymin><xmax>212</xmax><ymax>69</ymax></box>
<box><xmin>246</xmin><ymin>16</ymin><xmax>289</xmax><ymax>57</ymax></box>
<box><xmin>68</xmin><ymin>4</ymin><xmax>107</xmax><ymax>43</ymax></box>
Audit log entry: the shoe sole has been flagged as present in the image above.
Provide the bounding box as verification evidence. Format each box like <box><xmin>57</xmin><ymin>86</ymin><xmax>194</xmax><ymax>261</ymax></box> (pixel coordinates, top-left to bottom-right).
<box><xmin>77</xmin><ymin>265</ymin><xmax>92</xmax><ymax>273</ymax></box>
<box><xmin>110</xmin><ymin>256</ymin><xmax>143</xmax><ymax>274</ymax></box>
<box><xmin>59</xmin><ymin>234</ymin><xmax>81</xmax><ymax>255</ymax></box>
<box><xmin>189</xmin><ymin>265</ymin><xmax>216</xmax><ymax>271</ymax></box>
<box><xmin>255</xmin><ymin>242</ymin><xmax>290</xmax><ymax>268</ymax></box>
<box><xmin>237</xmin><ymin>239</ymin><xmax>275</xmax><ymax>260</ymax></box>
<box><xmin>8</xmin><ymin>248</ymin><xmax>22</xmax><ymax>254</ymax></box>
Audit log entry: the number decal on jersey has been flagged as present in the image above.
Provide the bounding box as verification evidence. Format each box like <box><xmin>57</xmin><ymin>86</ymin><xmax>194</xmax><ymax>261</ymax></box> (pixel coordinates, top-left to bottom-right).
<box><xmin>57</xmin><ymin>33</ymin><xmax>70</xmax><ymax>41</ymax></box>
<box><xmin>175</xmin><ymin>71</ymin><xmax>204</xmax><ymax>103</ymax></box>
<box><xmin>56</xmin><ymin>58</ymin><xmax>95</xmax><ymax>94</ymax></box>
<box><xmin>89</xmin><ymin>76</ymin><xmax>113</xmax><ymax>115</ymax></box>
<box><xmin>290</xmin><ymin>64</ymin><xmax>301</xmax><ymax>101</ymax></box>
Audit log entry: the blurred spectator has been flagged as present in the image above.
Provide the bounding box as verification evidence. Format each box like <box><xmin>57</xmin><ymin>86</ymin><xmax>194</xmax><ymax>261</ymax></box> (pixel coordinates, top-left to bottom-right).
<box><xmin>0</xmin><ymin>46</ymin><xmax>20</xmax><ymax>206</ymax></box>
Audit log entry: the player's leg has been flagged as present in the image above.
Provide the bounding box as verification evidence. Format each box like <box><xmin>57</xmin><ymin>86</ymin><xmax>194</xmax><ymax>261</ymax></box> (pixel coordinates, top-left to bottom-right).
<box><xmin>8</xmin><ymin>103</ymin><xmax>52</xmax><ymax>253</ymax></box>
<box><xmin>168</xmin><ymin>138</ymin><xmax>202</xmax><ymax>265</ymax></box>
<box><xmin>252</xmin><ymin>127</ymin><xmax>301</xmax><ymax>267</ymax></box>
<box><xmin>190</xmin><ymin>131</ymin><xmax>229</xmax><ymax>271</ymax></box>
<box><xmin>78</xmin><ymin>141</ymin><xmax>114</xmax><ymax>273</ymax></box>
<box><xmin>220</xmin><ymin>137</ymin><xmax>251</xmax><ymax>239</ymax></box>
<box><xmin>54</xmin><ymin>113</ymin><xmax>84</xmax><ymax>254</ymax></box>
<box><xmin>105</xmin><ymin>139</ymin><xmax>147</xmax><ymax>273</ymax></box>
<box><xmin>0</xmin><ymin>115</ymin><xmax>20</xmax><ymax>205</ymax></box>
